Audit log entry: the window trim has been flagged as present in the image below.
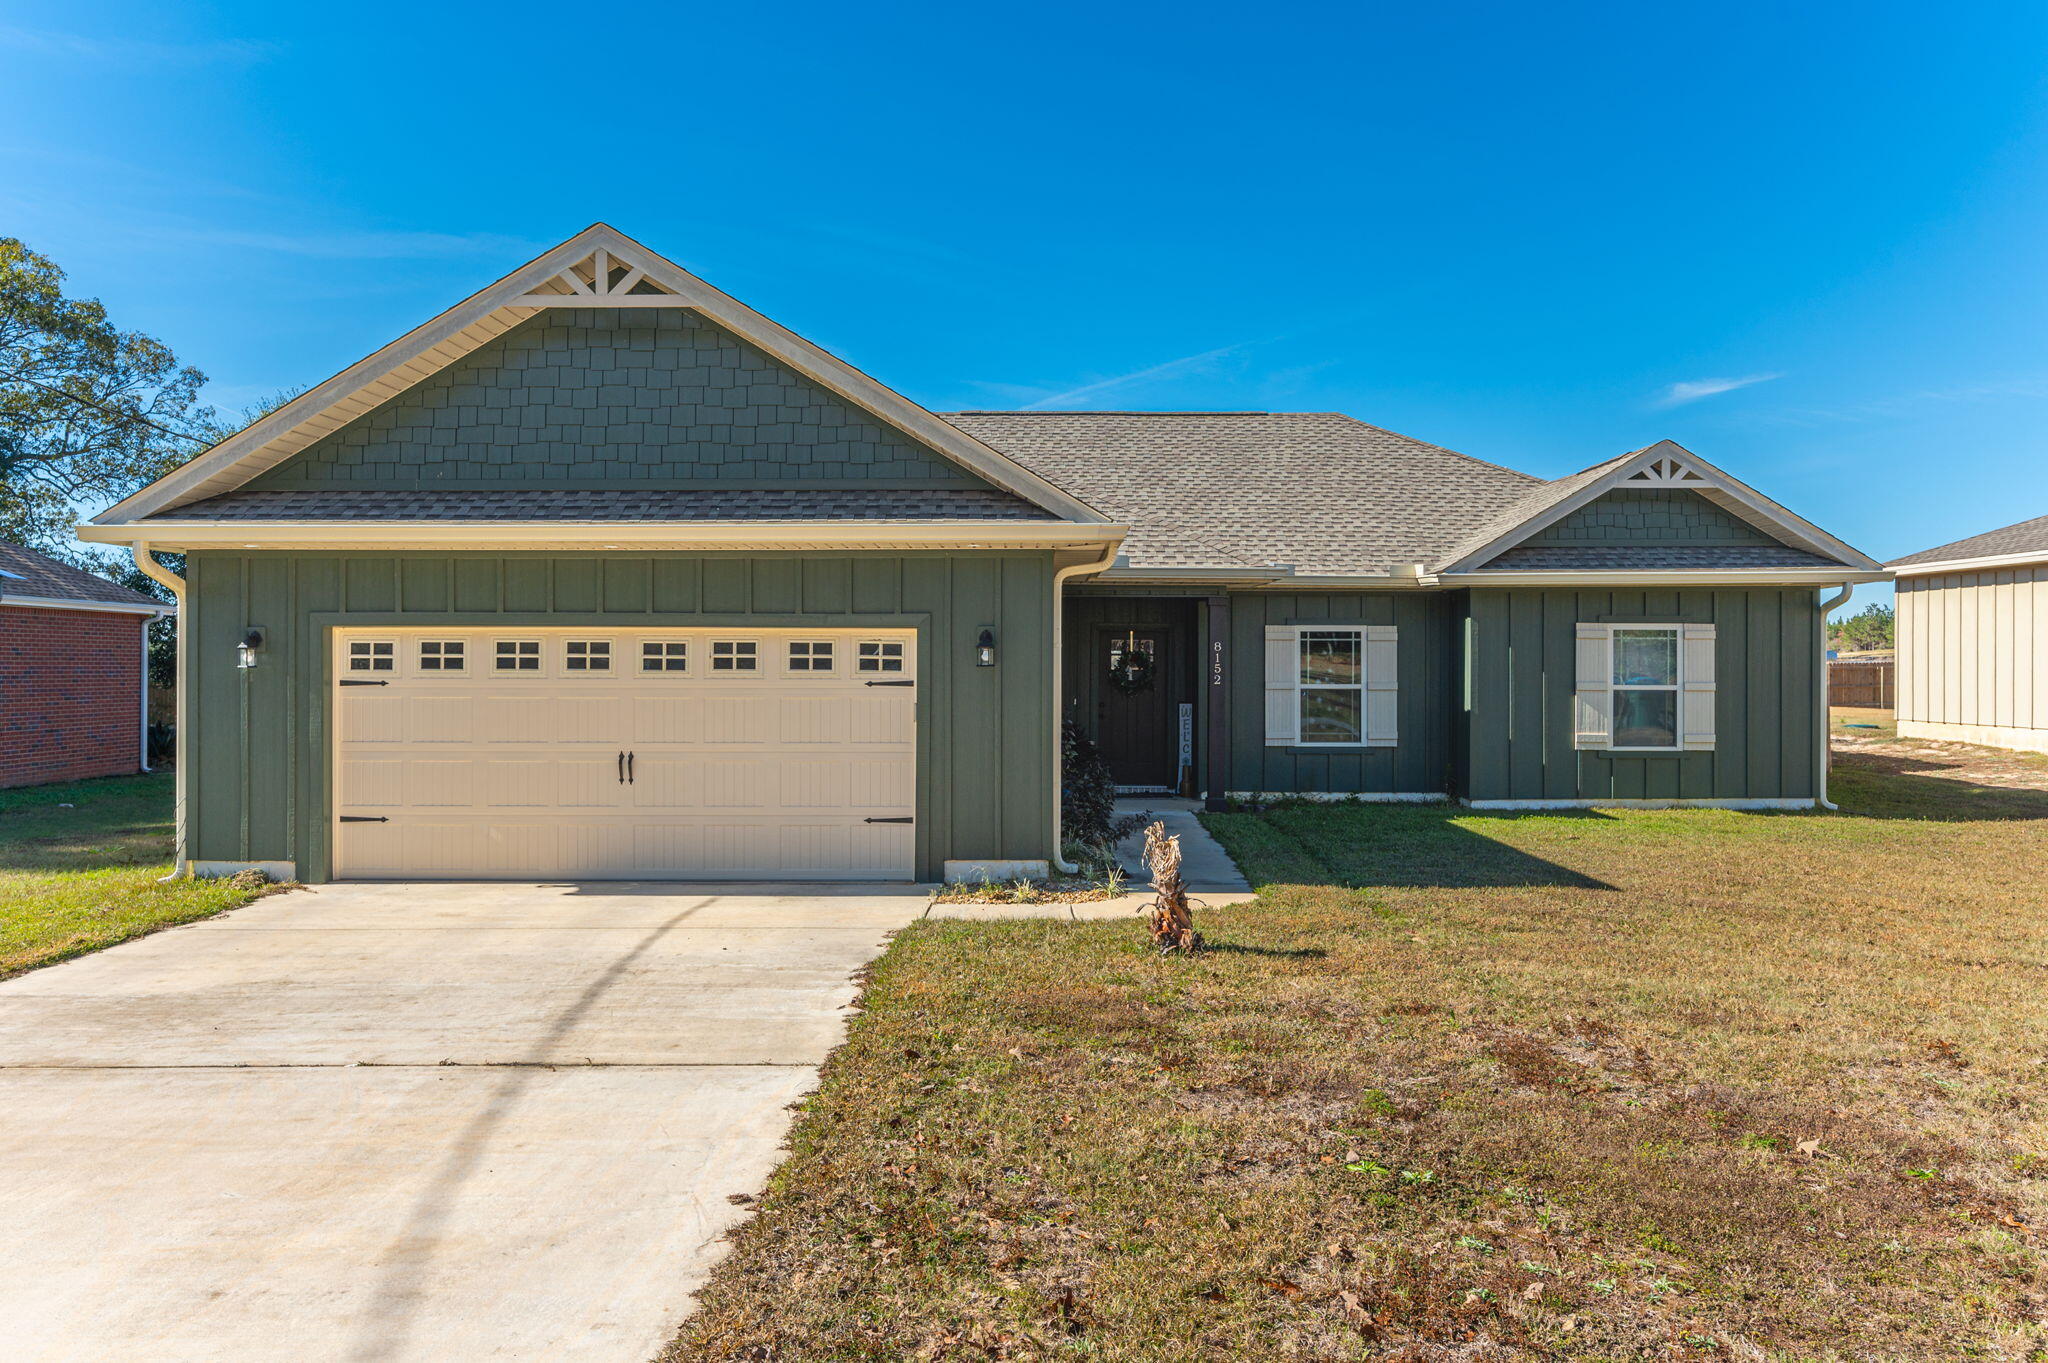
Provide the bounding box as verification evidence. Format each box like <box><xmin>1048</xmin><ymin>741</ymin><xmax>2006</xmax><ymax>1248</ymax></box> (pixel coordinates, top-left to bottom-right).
<box><xmin>639</xmin><ymin>639</ymin><xmax>689</xmax><ymax>673</ymax></box>
<box><xmin>562</xmin><ymin>639</ymin><xmax>615</xmax><ymax>675</ymax></box>
<box><xmin>709</xmin><ymin>639</ymin><xmax>759</xmax><ymax>674</ymax></box>
<box><xmin>1605</xmin><ymin>622</ymin><xmax>1685</xmax><ymax>753</ymax></box>
<box><xmin>785</xmin><ymin>639</ymin><xmax>837</xmax><ymax>676</ymax></box>
<box><xmin>1295</xmin><ymin>627</ymin><xmax>1368</xmax><ymax>747</ymax></box>
<box><xmin>492</xmin><ymin>638</ymin><xmax>544</xmax><ymax>674</ymax></box>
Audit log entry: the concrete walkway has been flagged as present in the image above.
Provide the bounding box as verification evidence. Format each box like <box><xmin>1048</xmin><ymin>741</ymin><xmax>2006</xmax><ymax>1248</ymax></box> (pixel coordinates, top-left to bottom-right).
<box><xmin>1111</xmin><ymin>796</ymin><xmax>1254</xmax><ymax>893</ymax></box>
<box><xmin>0</xmin><ymin>881</ymin><xmax>931</xmax><ymax>1363</ymax></box>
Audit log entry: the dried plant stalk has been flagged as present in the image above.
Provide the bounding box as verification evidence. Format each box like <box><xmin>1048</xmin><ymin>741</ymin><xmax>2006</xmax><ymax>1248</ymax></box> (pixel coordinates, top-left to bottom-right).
<box><xmin>1142</xmin><ymin>820</ymin><xmax>1202</xmax><ymax>954</ymax></box>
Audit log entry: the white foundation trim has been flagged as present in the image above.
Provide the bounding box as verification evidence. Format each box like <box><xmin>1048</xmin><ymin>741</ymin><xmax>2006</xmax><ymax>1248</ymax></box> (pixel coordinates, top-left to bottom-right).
<box><xmin>1896</xmin><ymin>719</ymin><xmax>2048</xmax><ymax>754</ymax></box>
<box><xmin>1462</xmin><ymin>797</ymin><xmax>1815</xmax><ymax>811</ymax></box>
<box><xmin>944</xmin><ymin>859</ymin><xmax>1052</xmax><ymax>883</ymax></box>
<box><xmin>191</xmin><ymin>860</ymin><xmax>297</xmax><ymax>880</ymax></box>
<box><xmin>1226</xmin><ymin>790</ymin><xmax>1449</xmax><ymax>804</ymax></box>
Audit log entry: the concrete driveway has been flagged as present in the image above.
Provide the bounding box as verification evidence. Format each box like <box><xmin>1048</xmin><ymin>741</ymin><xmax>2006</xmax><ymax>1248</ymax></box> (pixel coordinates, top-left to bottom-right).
<box><xmin>0</xmin><ymin>881</ymin><xmax>929</xmax><ymax>1363</ymax></box>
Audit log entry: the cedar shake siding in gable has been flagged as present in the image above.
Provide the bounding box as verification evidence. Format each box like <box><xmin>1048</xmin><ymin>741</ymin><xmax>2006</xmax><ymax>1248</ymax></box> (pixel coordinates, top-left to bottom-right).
<box><xmin>243</xmin><ymin>308</ymin><xmax>1002</xmax><ymax>492</ymax></box>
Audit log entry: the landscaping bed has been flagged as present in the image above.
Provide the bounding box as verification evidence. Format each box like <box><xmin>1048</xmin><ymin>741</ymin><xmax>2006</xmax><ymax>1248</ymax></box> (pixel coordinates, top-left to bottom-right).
<box><xmin>0</xmin><ymin>773</ymin><xmax>280</xmax><ymax>978</ymax></box>
<box><xmin>666</xmin><ymin>750</ymin><xmax>2048</xmax><ymax>1360</ymax></box>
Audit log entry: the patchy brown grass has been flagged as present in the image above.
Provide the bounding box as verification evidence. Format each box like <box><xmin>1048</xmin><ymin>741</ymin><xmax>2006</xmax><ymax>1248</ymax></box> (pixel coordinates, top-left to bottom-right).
<box><xmin>664</xmin><ymin>749</ymin><xmax>2048</xmax><ymax>1361</ymax></box>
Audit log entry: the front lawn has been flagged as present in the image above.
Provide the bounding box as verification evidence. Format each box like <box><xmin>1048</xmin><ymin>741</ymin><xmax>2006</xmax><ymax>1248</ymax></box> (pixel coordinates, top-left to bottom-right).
<box><xmin>0</xmin><ymin>773</ymin><xmax>270</xmax><ymax>978</ymax></box>
<box><xmin>667</xmin><ymin>753</ymin><xmax>2048</xmax><ymax>1360</ymax></box>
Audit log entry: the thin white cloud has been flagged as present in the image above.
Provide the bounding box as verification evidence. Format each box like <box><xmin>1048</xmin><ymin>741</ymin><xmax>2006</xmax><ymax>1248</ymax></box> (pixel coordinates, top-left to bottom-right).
<box><xmin>172</xmin><ymin>227</ymin><xmax>548</xmax><ymax>260</ymax></box>
<box><xmin>1021</xmin><ymin>343</ymin><xmax>1245</xmax><ymax>410</ymax></box>
<box><xmin>1654</xmin><ymin>372</ymin><xmax>1784</xmax><ymax>407</ymax></box>
<box><xmin>0</xmin><ymin>23</ymin><xmax>276</xmax><ymax>65</ymax></box>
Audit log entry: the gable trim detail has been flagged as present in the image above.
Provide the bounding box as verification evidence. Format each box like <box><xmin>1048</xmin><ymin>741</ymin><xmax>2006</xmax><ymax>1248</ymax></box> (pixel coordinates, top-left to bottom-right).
<box><xmin>1440</xmin><ymin>441</ymin><xmax>1885</xmax><ymax>574</ymax></box>
<box><xmin>95</xmin><ymin>225</ymin><xmax>1107</xmax><ymax>527</ymax></box>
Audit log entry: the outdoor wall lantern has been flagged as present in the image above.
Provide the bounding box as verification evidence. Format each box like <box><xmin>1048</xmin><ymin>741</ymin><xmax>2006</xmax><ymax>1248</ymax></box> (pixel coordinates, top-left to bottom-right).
<box><xmin>976</xmin><ymin>627</ymin><xmax>997</xmax><ymax>667</ymax></box>
<box><xmin>236</xmin><ymin>627</ymin><xmax>266</xmax><ymax>670</ymax></box>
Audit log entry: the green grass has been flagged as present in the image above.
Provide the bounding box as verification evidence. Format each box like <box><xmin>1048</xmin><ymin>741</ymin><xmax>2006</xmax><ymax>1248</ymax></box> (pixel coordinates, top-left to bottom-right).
<box><xmin>666</xmin><ymin>751</ymin><xmax>2048</xmax><ymax>1361</ymax></box>
<box><xmin>0</xmin><ymin>773</ymin><xmax>269</xmax><ymax>978</ymax></box>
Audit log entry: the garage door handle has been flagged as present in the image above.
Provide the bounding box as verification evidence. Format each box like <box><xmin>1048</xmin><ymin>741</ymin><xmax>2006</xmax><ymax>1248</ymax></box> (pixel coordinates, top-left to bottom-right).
<box><xmin>863</xmin><ymin>816</ymin><xmax>913</xmax><ymax>824</ymax></box>
<box><xmin>340</xmin><ymin>815</ymin><xmax>388</xmax><ymax>823</ymax></box>
<box><xmin>864</xmin><ymin>679</ymin><xmax>914</xmax><ymax>687</ymax></box>
<box><xmin>617</xmin><ymin>751</ymin><xmax>625</xmax><ymax>784</ymax></box>
<box><xmin>627</xmin><ymin>751</ymin><xmax>635</xmax><ymax>784</ymax></box>
<box><xmin>338</xmin><ymin>679</ymin><xmax>389</xmax><ymax>687</ymax></box>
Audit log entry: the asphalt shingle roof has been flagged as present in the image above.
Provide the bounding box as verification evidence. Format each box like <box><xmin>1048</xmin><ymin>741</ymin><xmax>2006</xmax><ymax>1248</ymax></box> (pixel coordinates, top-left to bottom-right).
<box><xmin>1890</xmin><ymin>513</ymin><xmax>2048</xmax><ymax>568</ymax></box>
<box><xmin>0</xmin><ymin>541</ymin><xmax>163</xmax><ymax>609</ymax></box>
<box><xmin>943</xmin><ymin>412</ymin><xmax>1545</xmax><ymax>574</ymax></box>
<box><xmin>167</xmin><ymin>488</ymin><xmax>1055</xmax><ymax>522</ymax></box>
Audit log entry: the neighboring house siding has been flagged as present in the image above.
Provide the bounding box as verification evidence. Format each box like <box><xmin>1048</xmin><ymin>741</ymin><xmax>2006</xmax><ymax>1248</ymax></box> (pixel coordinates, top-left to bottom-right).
<box><xmin>243</xmin><ymin>308</ymin><xmax>997</xmax><ymax>491</ymax></box>
<box><xmin>1896</xmin><ymin>568</ymin><xmax>2048</xmax><ymax>752</ymax></box>
<box><xmin>1461</xmin><ymin>587</ymin><xmax>1821</xmax><ymax>801</ymax></box>
<box><xmin>1524</xmin><ymin>490</ymin><xmax>1779</xmax><ymax>547</ymax></box>
<box><xmin>1228</xmin><ymin>591</ymin><xmax>1454</xmax><ymax>796</ymax></box>
<box><xmin>183</xmin><ymin>551</ymin><xmax>1055</xmax><ymax>881</ymax></box>
<box><xmin>0</xmin><ymin>605</ymin><xmax>143</xmax><ymax>789</ymax></box>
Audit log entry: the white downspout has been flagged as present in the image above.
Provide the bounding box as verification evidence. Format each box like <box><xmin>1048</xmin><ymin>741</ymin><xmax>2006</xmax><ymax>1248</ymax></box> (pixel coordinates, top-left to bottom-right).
<box><xmin>1049</xmin><ymin>542</ymin><xmax>1121</xmax><ymax>873</ymax></box>
<box><xmin>131</xmin><ymin>544</ymin><xmax>188</xmax><ymax>876</ymax></box>
<box><xmin>1817</xmin><ymin>583</ymin><xmax>1854</xmax><ymax>811</ymax></box>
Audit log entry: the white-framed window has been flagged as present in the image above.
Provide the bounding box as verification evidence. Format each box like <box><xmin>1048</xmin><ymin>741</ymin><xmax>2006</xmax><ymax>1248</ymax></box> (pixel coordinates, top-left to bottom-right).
<box><xmin>1610</xmin><ymin>626</ymin><xmax>1680</xmax><ymax>750</ymax></box>
<box><xmin>787</xmin><ymin>640</ymin><xmax>835</xmax><ymax>673</ymax></box>
<box><xmin>641</xmin><ymin>641</ymin><xmax>688</xmax><ymax>672</ymax></box>
<box><xmin>418</xmin><ymin>640</ymin><xmax>465</xmax><ymax>672</ymax></box>
<box><xmin>565</xmin><ymin>640</ymin><xmax>612</xmax><ymax>672</ymax></box>
<box><xmin>494</xmin><ymin>639</ymin><xmax>541</xmax><ymax>672</ymax></box>
<box><xmin>1297</xmin><ymin>629</ymin><xmax>1364</xmax><ymax>744</ymax></box>
<box><xmin>1573</xmin><ymin>623</ymin><xmax>1717</xmax><ymax>752</ymax></box>
<box><xmin>857</xmin><ymin>640</ymin><xmax>906</xmax><ymax>673</ymax></box>
<box><xmin>711</xmin><ymin>640</ymin><xmax>758</xmax><ymax>672</ymax></box>
<box><xmin>348</xmin><ymin>640</ymin><xmax>395</xmax><ymax>673</ymax></box>
<box><xmin>1263</xmin><ymin>625</ymin><xmax>1398</xmax><ymax>748</ymax></box>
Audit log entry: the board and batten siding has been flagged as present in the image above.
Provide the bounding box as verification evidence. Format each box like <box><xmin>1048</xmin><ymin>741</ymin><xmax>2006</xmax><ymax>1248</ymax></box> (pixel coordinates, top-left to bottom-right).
<box><xmin>1461</xmin><ymin>587</ymin><xmax>1821</xmax><ymax>801</ymax></box>
<box><xmin>1227</xmin><ymin>591</ymin><xmax>1454</xmax><ymax>796</ymax></box>
<box><xmin>183</xmin><ymin>550</ymin><xmax>1056</xmax><ymax>882</ymax></box>
<box><xmin>1897</xmin><ymin>567</ymin><xmax>2048</xmax><ymax>752</ymax></box>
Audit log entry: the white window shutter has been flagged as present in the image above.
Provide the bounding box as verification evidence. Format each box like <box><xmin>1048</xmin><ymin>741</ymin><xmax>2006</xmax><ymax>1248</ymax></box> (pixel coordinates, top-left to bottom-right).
<box><xmin>1573</xmin><ymin>624</ymin><xmax>1612</xmax><ymax>749</ymax></box>
<box><xmin>1264</xmin><ymin>626</ymin><xmax>1300</xmax><ymax>746</ymax></box>
<box><xmin>1364</xmin><ymin>625</ymin><xmax>1399</xmax><ymax>747</ymax></box>
<box><xmin>1681</xmin><ymin>623</ymin><xmax>1718</xmax><ymax>750</ymax></box>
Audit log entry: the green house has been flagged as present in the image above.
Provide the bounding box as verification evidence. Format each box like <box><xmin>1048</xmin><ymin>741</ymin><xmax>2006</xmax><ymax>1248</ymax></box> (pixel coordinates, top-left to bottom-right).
<box><xmin>84</xmin><ymin>225</ymin><xmax>1889</xmax><ymax>883</ymax></box>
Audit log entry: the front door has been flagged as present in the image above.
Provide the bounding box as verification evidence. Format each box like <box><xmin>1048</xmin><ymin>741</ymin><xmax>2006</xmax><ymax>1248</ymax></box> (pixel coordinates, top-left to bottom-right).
<box><xmin>1094</xmin><ymin>626</ymin><xmax>1178</xmax><ymax>790</ymax></box>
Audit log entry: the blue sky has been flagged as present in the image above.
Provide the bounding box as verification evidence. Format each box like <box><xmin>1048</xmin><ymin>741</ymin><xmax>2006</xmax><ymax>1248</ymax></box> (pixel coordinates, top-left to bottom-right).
<box><xmin>7</xmin><ymin>2</ymin><xmax>2048</xmax><ymax>606</ymax></box>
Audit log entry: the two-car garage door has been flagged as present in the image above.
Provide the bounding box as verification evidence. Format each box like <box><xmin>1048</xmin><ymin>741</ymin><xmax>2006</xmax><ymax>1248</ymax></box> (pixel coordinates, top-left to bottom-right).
<box><xmin>332</xmin><ymin>627</ymin><xmax>916</xmax><ymax>880</ymax></box>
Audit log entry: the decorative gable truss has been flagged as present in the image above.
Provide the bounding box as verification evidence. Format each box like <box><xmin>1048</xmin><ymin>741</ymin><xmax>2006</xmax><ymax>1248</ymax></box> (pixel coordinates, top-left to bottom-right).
<box><xmin>1439</xmin><ymin>440</ymin><xmax>1886</xmax><ymax>577</ymax></box>
<box><xmin>90</xmin><ymin>224</ymin><xmax>1108</xmax><ymax>528</ymax></box>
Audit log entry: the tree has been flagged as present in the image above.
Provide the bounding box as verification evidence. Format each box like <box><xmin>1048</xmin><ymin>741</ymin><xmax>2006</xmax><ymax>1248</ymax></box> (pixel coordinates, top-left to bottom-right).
<box><xmin>0</xmin><ymin>237</ymin><xmax>213</xmax><ymax>555</ymax></box>
<box><xmin>1828</xmin><ymin>603</ymin><xmax>1895</xmax><ymax>653</ymax></box>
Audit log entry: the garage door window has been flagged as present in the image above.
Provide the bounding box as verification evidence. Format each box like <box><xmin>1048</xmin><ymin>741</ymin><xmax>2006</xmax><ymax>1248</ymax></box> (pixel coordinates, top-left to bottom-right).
<box><xmin>858</xmin><ymin>640</ymin><xmax>905</xmax><ymax>673</ymax></box>
<box><xmin>348</xmin><ymin>641</ymin><xmax>394</xmax><ymax>672</ymax></box>
<box><xmin>641</xmin><ymin>641</ymin><xmax>688</xmax><ymax>672</ymax></box>
<box><xmin>787</xmin><ymin>640</ymin><xmax>835</xmax><ymax>673</ymax></box>
<box><xmin>711</xmin><ymin>640</ymin><xmax>757</xmax><ymax>672</ymax></box>
<box><xmin>418</xmin><ymin>640</ymin><xmax>465</xmax><ymax>672</ymax></box>
<box><xmin>495</xmin><ymin>640</ymin><xmax>541</xmax><ymax>672</ymax></box>
<box><xmin>565</xmin><ymin>640</ymin><xmax>612</xmax><ymax>672</ymax></box>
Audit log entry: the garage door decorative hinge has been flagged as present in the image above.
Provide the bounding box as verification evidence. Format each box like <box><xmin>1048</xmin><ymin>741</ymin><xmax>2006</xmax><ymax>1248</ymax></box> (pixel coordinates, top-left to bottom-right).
<box><xmin>863</xmin><ymin>679</ymin><xmax>914</xmax><ymax>687</ymax></box>
<box><xmin>863</xmin><ymin>816</ymin><xmax>913</xmax><ymax>824</ymax></box>
<box><xmin>338</xmin><ymin>679</ymin><xmax>389</xmax><ymax>687</ymax></box>
<box><xmin>339</xmin><ymin>815</ymin><xmax>389</xmax><ymax>823</ymax></box>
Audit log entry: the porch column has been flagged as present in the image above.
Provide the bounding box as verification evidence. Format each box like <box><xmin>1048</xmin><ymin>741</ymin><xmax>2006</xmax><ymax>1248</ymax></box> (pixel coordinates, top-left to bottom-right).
<box><xmin>1204</xmin><ymin>593</ymin><xmax>1231</xmax><ymax>809</ymax></box>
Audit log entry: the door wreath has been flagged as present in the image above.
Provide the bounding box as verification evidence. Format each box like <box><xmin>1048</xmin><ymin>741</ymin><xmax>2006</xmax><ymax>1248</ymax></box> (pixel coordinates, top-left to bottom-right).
<box><xmin>1107</xmin><ymin>634</ymin><xmax>1157</xmax><ymax>694</ymax></box>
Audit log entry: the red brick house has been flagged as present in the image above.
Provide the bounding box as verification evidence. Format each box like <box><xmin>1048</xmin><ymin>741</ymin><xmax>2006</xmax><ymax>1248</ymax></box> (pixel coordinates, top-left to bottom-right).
<box><xmin>1</xmin><ymin>541</ymin><xmax>172</xmax><ymax>789</ymax></box>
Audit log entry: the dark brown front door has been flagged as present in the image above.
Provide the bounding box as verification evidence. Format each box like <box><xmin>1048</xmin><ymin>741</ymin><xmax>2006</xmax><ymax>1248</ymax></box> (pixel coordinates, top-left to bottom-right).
<box><xmin>1095</xmin><ymin>627</ymin><xmax>1178</xmax><ymax>789</ymax></box>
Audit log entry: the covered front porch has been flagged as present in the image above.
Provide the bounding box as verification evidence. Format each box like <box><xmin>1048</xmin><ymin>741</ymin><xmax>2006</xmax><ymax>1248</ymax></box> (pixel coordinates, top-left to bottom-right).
<box><xmin>1062</xmin><ymin>590</ymin><xmax>1228</xmax><ymax>804</ymax></box>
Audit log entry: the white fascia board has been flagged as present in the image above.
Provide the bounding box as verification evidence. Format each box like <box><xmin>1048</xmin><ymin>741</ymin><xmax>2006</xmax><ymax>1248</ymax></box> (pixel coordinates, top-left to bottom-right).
<box><xmin>98</xmin><ymin>225</ymin><xmax>1107</xmax><ymax>527</ymax></box>
<box><xmin>0</xmin><ymin>593</ymin><xmax>172</xmax><ymax>616</ymax></box>
<box><xmin>1890</xmin><ymin>550</ymin><xmax>2048</xmax><ymax>577</ymax></box>
<box><xmin>76</xmin><ymin>520</ymin><xmax>1128</xmax><ymax>554</ymax></box>
<box><xmin>1442</xmin><ymin>440</ymin><xmax>1886</xmax><ymax>574</ymax></box>
<box><xmin>1441</xmin><ymin>568</ymin><xmax>1891</xmax><ymax>587</ymax></box>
